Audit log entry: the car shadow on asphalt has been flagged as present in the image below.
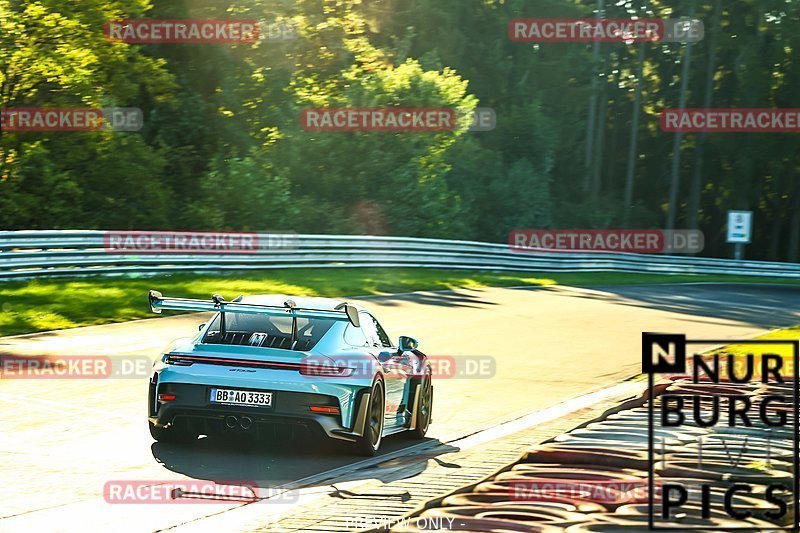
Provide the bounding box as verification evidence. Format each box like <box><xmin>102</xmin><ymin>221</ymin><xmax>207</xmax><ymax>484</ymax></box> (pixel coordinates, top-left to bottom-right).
<box><xmin>150</xmin><ymin>432</ymin><xmax>458</xmax><ymax>492</ymax></box>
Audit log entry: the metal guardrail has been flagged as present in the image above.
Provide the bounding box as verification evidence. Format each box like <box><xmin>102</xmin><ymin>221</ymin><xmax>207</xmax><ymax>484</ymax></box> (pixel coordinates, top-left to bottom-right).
<box><xmin>0</xmin><ymin>230</ymin><xmax>799</xmax><ymax>280</ymax></box>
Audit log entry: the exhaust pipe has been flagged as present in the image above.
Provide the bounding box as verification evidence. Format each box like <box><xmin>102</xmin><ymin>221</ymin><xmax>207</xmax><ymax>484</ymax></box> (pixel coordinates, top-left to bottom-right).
<box><xmin>240</xmin><ymin>416</ymin><xmax>253</xmax><ymax>430</ymax></box>
<box><xmin>225</xmin><ymin>415</ymin><xmax>238</xmax><ymax>429</ymax></box>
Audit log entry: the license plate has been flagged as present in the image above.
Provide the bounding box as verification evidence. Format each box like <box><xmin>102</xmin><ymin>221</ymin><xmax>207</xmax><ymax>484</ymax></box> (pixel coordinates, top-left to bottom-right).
<box><xmin>209</xmin><ymin>388</ymin><xmax>272</xmax><ymax>407</ymax></box>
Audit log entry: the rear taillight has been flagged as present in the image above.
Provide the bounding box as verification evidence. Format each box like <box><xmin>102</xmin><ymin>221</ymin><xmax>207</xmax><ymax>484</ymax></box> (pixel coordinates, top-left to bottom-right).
<box><xmin>164</xmin><ymin>354</ymin><xmax>193</xmax><ymax>366</ymax></box>
<box><xmin>158</xmin><ymin>393</ymin><xmax>177</xmax><ymax>402</ymax></box>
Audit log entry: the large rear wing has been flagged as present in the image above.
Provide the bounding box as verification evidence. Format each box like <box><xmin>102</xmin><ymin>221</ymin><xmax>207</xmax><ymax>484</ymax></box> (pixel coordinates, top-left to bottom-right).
<box><xmin>148</xmin><ymin>290</ymin><xmax>360</xmax><ymax>327</ymax></box>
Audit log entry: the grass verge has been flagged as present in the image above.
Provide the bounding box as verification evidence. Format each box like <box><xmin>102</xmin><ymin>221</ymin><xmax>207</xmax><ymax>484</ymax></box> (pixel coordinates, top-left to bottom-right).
<box><xmin>1</xmin><ymin>268</ymin><xmax>798</xmax><ymax>337</ymax></box>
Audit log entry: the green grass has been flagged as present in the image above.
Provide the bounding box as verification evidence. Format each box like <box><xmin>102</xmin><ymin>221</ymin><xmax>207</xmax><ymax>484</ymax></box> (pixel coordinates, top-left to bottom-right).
<box><xmin>1</xmin><ymin>268</ymin><xmax>799</xmax><ymax>337</ymax></box>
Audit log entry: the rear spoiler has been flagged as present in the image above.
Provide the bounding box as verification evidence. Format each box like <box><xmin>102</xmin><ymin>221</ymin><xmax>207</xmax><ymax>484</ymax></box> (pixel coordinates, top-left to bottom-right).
<box><xmin>148</xmin><ymin>290</ymin><xmax>360</xmax><ymax>327</ymax></box>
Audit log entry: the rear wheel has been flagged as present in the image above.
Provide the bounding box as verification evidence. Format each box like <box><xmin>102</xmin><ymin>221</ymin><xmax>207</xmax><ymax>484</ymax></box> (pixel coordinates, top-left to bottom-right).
<box><xmin>354</xmin><ymin>379</ymin><xmax>384</xmax><ymax>456</ymax></box>
<box><xmin>149</xmin><ymin>420</ymin><xmax>198</xmax><ymax>444</ymax></box>
<box><xmin>406</xmin><ymin>373</ymin><xmax>432</xmax><ymax>439</ymax></box>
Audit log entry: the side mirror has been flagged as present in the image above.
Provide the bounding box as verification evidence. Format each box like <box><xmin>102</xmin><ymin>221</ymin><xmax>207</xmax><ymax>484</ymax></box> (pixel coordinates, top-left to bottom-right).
<box><xmin>198</xmin><ymin>322</ymin><xmax>206</xmax><ymax>331</ymax></box>
<box><xmin>398</xmin><ymin>336</ymin><xmax>419</xmax><ymax>352</ymax></box>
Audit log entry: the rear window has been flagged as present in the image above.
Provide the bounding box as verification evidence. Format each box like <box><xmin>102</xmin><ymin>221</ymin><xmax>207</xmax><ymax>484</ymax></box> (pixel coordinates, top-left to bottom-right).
<box><xmin>202</xmin><ymin>313</ymin><xmax>335</xmax><ymax>351</ymax></box>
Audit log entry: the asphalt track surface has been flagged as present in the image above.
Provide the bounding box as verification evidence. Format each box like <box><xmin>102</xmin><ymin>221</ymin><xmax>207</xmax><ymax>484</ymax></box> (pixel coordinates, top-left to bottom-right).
<box><xmin>1</xmin><ymin>282</ymin><xmax>800</xmax><ymax>532</ymax></box>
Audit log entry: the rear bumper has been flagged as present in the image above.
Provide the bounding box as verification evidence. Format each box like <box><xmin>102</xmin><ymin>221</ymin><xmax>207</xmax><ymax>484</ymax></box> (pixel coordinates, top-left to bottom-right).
<box><xmin>148</xmin><ymin>381</ymin><xmax>370</xmax><ymax>442</ymax></box>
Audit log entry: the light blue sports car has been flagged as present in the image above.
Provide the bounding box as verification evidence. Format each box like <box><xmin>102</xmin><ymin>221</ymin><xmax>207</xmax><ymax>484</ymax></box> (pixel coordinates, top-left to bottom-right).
<box><xmin>147</xmin><ymin>291</ymin><xmax>432</xmax><ymax>455</ymax></box>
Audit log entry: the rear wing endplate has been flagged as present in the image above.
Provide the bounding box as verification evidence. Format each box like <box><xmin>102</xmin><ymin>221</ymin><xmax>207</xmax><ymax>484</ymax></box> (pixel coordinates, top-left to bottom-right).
<box><xmin>148</xmin><ymin>290</ymin><xmax>360</xmax><ymax>327</ymax></box>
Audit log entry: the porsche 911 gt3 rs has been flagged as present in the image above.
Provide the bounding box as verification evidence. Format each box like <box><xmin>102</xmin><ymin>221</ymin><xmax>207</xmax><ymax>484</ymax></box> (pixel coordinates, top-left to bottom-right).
<box><xmin>147</xmin><ymin>291</ymin><xmax>432</xmax><ymax>455</ymax></box>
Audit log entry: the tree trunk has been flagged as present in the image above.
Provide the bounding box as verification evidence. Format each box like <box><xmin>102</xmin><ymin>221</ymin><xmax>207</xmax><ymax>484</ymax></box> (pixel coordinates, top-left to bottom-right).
<box><xmin>788</xmin><ymin>178</ymin><xmax>800</xmax><ymax>262</ymax></box>
<box><xmin>623</xmin><ymin>41</ymin><xmax>645</xmax><ymax>227</ymax></box>
<box><xmin>583</xmin><ymin>0</ymin><xmax>604</xmax><ymax>195</ymax></box>
<box><xmin>687</xmin><ymin>0</ymin><xmax>722</xmax><ymax>231</ymax></box>
<box><xmin>666</xmin><ymin>0</ymin><xmax>696</xmax><ymax>230</ymax></box>
<box><xmin>591</xmin><ymin>64</ymin><xmax>608</xmax><ymax>202</ymax></box>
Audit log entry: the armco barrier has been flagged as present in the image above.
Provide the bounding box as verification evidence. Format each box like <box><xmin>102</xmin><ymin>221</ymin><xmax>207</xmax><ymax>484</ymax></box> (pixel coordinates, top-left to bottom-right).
<box><xmin>0</xmin><ymin>230</ymin><xmax>799</xmax><ymax>280</ymax></box>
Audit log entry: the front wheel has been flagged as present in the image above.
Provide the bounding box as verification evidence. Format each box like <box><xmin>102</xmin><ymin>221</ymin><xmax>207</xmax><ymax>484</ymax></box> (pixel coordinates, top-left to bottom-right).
<box><xmin>149</xmin><ymin>420</ymin><xmax>198</xmax><ymax>444</ymax></box>
<box><xmin>354</xmin><ymin>379</ymin><xmax>384</xmax><ymax>456</ymax></box>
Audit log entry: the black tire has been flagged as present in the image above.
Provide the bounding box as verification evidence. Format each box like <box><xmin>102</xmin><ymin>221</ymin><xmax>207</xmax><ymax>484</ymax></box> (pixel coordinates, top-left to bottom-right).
<box><xmin>406</xmin><ymin>373</ymin><xmax>432</xmax><ymax>439</ymax></box>
<box><xmin>354</xmin><ymin>379</ymin><xmax>384</xmax><ymax>456</ymax></box>
<box><xmin>148</xmin><ymin>420</ymin><xmax>198</xmax><ymax>444</ymax></box>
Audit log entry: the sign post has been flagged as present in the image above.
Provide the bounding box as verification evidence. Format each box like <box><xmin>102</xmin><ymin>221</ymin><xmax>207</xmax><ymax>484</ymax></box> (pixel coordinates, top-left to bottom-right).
<box><xmin>726</xmin><ymin>210</ymin><xmax>752</xmax><ymax>260</ymax></box>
